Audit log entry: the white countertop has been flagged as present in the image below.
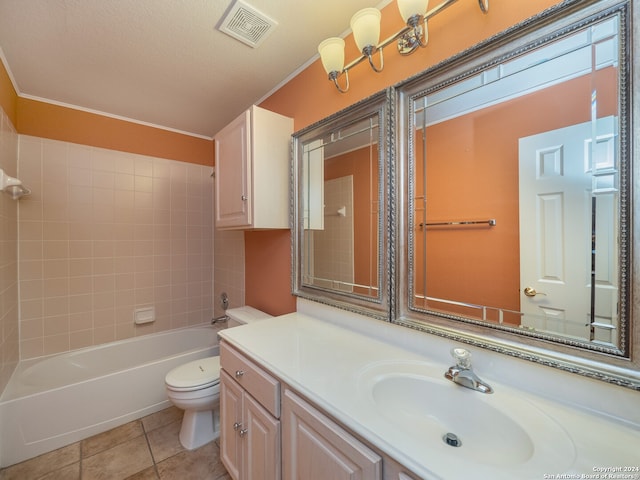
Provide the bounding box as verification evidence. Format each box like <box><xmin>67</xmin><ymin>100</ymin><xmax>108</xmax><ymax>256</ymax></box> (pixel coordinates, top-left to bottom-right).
<box><xmin>218</xmin><ymin>309</ymin><xmax>640</xmax><ymax>480</ymax></box>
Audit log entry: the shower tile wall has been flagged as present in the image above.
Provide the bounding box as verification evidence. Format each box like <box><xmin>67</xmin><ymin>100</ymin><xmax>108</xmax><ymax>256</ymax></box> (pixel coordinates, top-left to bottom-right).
<box><xmin>212</xmin><ymin>228</ymin><xmax>245</xmax><ymax>318</ymax></box>
<box><xmin>17</xmin><ymin>136</ymin><xmax>214</xmax><ymax>360</ymax></box>
<box><xmin>0</xmin><ymin>107</ymin><xmax>19</xmax><ymax>391</ymax></box>
<box><xmin>313</xmin><ymin>176</ymin><xmax>354</xmax><ymax>292</ymax></box>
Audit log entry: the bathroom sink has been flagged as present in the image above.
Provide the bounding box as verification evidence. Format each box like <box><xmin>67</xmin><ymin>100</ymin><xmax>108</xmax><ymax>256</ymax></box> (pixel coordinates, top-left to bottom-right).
<box><xmin>358</xmin><ymin>361</ymin><xmax>576</xmax><ymax>476</ymax></box>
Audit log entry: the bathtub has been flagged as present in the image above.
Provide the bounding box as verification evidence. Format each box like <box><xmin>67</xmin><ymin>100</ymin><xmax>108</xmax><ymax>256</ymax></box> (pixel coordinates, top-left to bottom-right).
<box><xmin>0</xmin><ymin>325</ymin><xmax>219</xmax><ymax>467</ymax></box>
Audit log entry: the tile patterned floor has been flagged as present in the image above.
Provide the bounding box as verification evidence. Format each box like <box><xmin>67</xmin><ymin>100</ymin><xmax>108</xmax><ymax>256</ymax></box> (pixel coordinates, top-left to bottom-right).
<box><xmin>0</xmin><ymin>407</ymin><xmax>231</xmax><ymax>480</ymax></box>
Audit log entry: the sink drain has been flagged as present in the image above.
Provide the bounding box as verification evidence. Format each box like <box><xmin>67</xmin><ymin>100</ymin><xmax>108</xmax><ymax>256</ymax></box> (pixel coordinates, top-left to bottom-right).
<box><xmin>443</xmin><ymin>432</ymin><xmax>462</xmax><ymax>447</ymax></box>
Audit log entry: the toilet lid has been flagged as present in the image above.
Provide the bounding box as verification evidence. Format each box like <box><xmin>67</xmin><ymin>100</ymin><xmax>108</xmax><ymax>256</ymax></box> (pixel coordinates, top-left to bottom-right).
<box><xmin>165</xmin><ymin>356</ymin><xmax>220</xmax><ymax>389</ymax></box>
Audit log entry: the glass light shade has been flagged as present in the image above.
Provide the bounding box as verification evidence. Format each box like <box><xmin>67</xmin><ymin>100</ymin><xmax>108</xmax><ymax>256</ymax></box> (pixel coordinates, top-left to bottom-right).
<box><xmin>318</xmin><ymin>37</ymin><xmax>345</xmax><ymax>74</ymax></box>
<box><xmin>397</xmin><ymin>0</ymin><xmax>429</xmax><ymax>22</ymax></box>
<box><xmin>350</xmin><ymin>8</ymin><xmax>381</xmax><ymax>52</ymax></box>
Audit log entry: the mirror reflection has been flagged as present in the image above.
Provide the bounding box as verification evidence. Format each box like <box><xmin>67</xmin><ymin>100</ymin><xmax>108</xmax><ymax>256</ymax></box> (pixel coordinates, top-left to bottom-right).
<box><xmin>292</xmin><ymin>90</ymin><xmax>391</xmax><ymax>318</ymax></box>
<box><xmin>407</xmin><ymin>14</ymin><xmax>627</xmax><ymax>352</ymax></box>
<box><xmin>302</xmin><ymin>118</ymin><xmax>380</xmax><ymax>297</ymax></box>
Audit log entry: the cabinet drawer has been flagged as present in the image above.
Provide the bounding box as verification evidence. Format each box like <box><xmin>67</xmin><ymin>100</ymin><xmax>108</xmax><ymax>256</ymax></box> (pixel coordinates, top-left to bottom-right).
<box><xmin>221</xmin><ymin>342</ymin><xmax>281</xmax><ymax>418</ymax></box>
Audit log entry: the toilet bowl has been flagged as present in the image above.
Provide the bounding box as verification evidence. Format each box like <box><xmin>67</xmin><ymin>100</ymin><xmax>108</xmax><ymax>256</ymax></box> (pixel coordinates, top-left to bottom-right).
<box><xmin>164</xmin><ymin>306</ymin><xmax>272</xmax><ymax>450</ymax></box>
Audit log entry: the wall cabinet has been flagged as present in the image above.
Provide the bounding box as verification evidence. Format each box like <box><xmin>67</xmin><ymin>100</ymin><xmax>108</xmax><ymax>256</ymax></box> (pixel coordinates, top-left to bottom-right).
<box><xmin>214</xmin><ymin>105</ymin><xmax>293</xmax><ymax>230</ymax></box>
<box><xmin>220</xmin><ymin>343</ymin><xmax>281</xmax><ymax>480</ymax></box>
<box><xmin>282</xmin><ymin>389</ymin><xmax>381</xmax><ymax>480</ymax></box>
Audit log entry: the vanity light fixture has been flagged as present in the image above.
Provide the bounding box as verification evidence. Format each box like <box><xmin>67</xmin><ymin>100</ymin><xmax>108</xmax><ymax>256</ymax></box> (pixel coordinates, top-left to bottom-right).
<box><xmin>351</xmin><ymin>8</ymin><xmax>383</xmax><ymax>73</ymax></box>
<box><xmin>318</xmin><ymin>0</ymin><xmax>489</xmax><ymax>93</ymax></box>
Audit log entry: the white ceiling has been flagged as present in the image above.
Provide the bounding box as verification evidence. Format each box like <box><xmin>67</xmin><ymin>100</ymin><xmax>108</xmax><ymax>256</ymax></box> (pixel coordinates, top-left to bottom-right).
<box><xmin>0</xmin><ymin>0</ymin><xmax>390</xmax><ymax>139</ymax></box>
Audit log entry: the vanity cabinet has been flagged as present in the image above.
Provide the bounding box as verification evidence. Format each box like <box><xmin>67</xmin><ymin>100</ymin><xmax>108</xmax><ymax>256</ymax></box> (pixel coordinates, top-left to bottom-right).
<box><xmin>220</xmin><ymin>342</ymin><xmax>281</xmax><ymax>480</ymax></box>
<box><xmin>383</xmin><ymin>458</ymin><xmax>421</xmax><ymax>480</ymax></box>
<box><xmin>214</xmin><ymin>105</ymin><xmax>293</xmax><ymax>230</ymax></box>
<box><xmin>220</xmin><ymin>340</ymin><xmax>421</xmax><ymax>480</ymax></box>
<box><xmin>282</xmin><ymin>389</ymin><xmax>382</xmax><ymax>480</ymax></box>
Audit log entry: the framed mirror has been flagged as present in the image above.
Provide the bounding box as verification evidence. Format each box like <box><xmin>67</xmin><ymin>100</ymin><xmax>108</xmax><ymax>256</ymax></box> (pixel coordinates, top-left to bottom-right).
<box><xmin>396</xmin><ymin>0</ymin><xmax>639</xmax><ymax>388</ymax></box>
<box><xmin>292</xmin><ymin>89</ymin><xmax>394</xmax><ymax>320</ymax></box>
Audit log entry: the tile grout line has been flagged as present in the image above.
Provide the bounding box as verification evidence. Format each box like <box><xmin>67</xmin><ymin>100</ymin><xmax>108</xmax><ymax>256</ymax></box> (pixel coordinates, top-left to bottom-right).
<box><xmin>79</xmin><ymin>439</ymin><xmax>83</xmax><ymax>479</ymax></box>
<box><xmin>141</xmin><ymin>417</ymin><xmax>161</xmax><ymax>479</ymax></box>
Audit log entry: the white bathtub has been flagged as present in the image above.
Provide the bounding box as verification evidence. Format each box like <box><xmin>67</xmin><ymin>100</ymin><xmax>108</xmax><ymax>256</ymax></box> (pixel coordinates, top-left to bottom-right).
<box><xmin>0</xmin><ymin>325</ymin><xmax>219</xmax><ymax>467</ymax></box>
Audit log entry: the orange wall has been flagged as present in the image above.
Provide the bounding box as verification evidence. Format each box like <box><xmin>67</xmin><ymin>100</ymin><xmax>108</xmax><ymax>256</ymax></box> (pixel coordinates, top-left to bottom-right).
<box><xmin>0</xmin><ymin>60</ymin><xmax>18</xmax><ymax>127</ymax></box>
<box><xmin>250</xmin><ymin>0</ymin><xmax>564</xmax><ymax>314</ymax></box>
<box><xmin>244</xmin><ymin>230</ymin><xmax>296</xmax><ymax>315</ymax></box>
<box><xmin>17</xmin><ymin>97</ymin><xmax>213</xmax><ymax>166</ymax></box>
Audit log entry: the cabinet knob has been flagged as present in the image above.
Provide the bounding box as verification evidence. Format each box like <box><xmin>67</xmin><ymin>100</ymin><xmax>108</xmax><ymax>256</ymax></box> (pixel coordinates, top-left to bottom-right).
<box><xmin>235</xmin><ymin>370</ymin><xmax>244</xmax><ymax>378</ymax></box>
<box><xmin>241</xmin><ymin>195</ymin><xmax>247</xmax><ymax>201</ymax></box>
<box><xmin>233</xmin><ymin>422</ymin><xmax>242</xmax><ymax>431</ymax></box>
<box><xmin>239</xmin><ymin>428</ymin><xmax>248</xmax><ymax>437</ymax></box>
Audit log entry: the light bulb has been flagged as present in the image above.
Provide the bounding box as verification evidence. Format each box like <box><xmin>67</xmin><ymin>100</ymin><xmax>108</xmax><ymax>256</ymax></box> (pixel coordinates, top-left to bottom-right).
<box><xmin>318</xmin><ymin>37</ymin><xmax>345</xmax><ymax>75</ymax></box>
<box><xmin>397</xmin><ymin>0</ymin><xmax>429</xmax><ymax>23</ymax></box>
<box><xmin>350</xmin><ymin>8</ymin><xmax>381</xmax><ymax>53</ymax></box>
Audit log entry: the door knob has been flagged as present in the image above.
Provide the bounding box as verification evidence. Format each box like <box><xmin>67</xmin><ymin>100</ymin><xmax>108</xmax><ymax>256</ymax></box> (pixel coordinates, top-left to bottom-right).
<box><xmin>524</xmin><ymin>287</ymin><xmax>546</xmax><ymax>297</ymax></box>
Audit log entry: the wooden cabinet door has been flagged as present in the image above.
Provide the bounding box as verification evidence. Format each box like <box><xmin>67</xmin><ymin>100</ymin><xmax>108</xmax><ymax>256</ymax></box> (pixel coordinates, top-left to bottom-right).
<box><xmin>215</xmin><ymin>109</ymin><xmax>251</xmax><ymax>228</ymax></box>
<box><xmin>220</xmin><ymin>371</ymin><xmax>244</xmax><ymax>480</ymax></box>
<box><xmin>282</xmin><ymin>390</ymin><xmax>381</xmax><ymax>480</ymax></box>
<box><xmin>243</xmin><ymin>393</ymin><xmax>281</xmax><ymax>480</ymax></box>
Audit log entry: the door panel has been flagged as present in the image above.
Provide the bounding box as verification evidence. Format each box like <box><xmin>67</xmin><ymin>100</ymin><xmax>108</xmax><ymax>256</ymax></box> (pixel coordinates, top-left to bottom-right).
<box><xmin>220</xmin><ymin>371</ymin><xmax>243</xmax><ymax>480</ymax></box>
<box><xmin>519</xmin><ymin>118</ymin><xmax>618</xmax><ymax>342</ymax></box>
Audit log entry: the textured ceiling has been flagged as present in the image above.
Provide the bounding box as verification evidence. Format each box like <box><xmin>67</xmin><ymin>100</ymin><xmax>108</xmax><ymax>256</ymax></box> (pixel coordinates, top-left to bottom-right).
<box><xmin>0</xmin><ymin>0</ymin><xmax>390</xmax><ymax>138</ymax></box>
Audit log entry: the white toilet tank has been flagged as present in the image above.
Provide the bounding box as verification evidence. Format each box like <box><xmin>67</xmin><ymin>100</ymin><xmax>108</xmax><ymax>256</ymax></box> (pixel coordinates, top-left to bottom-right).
<box><xmin>226</xmin><ymin>306</ymin><xmax>272</xmax><ymax>328</ymax></box>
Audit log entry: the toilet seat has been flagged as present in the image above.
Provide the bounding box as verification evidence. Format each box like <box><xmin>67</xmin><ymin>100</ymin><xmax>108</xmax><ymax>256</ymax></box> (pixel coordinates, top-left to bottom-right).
<box><xmin>165</xmin><ymin>356</ymin><xmax>221</xmax><ymax>392</ymax></box>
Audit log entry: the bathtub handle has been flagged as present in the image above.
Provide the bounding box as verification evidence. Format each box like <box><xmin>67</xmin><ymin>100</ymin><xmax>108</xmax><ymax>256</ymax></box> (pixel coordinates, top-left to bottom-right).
<box><xmin>239</xmin><ymin>428</ymin><xmax>248</xmax><ymax>437</ymax></box>
<box><xmin>235</xmin><ymin>370</ymin><xmax>245</xmax><ymax>378</ymax></box>
<box><xmin>233</xmin><ymin>422</ymin><xmax>242</xmax><ymax>431</ymax></box>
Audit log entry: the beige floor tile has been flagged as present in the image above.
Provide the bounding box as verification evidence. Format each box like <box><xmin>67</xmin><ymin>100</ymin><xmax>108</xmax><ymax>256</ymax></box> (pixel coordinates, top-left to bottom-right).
<box><xmin>124</xmin><ymin>465</ymin><xmax>159</xmax><ymax>480</ymax></box>
<box><xmin>40</xmin><ymin>462</ymin><xmax>81</xmax><ymax>480</ymax></box>
<box><xmin>147</xmin><ymin>420</ymin><xmax>184</xmax><ymax>463</ymax></box>
<box><xmin>156</xmin><ymin>442</ymin><xmax>227</xmax><ymax>480</ymax></box>
<box><xmin>82</xmin><ymin>435</ymin><xmax>153</xmax><ymax>480</ymax></box>
<box><xmin>0</xmin><ymin>443</ymin><xmax>80</xmax><ymax>480</ymax></box>
<box><xmin>82</xmin><ymin>420</ymin><xmax>145</xmax><ymax>457</ymax></box>
<box><xmin>0</xmin><ymin>408</ymin><xmax>230</xmax><ymax>480</ymax></box>
<box><xmin>141</xmin><ymin>407</ymin><xmax>182</xmax><ymax>434</ymax></box>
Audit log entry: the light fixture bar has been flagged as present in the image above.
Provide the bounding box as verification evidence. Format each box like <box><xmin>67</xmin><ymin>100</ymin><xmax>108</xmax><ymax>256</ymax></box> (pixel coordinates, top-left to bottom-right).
<box><xmin>324</xmin><ymin>0</ymin><xmax>488</xmax><ymax>92</ymax></box>
<box><xmin>344</xmin><ymin>0</ymin><xmax>460</xmax><ymax>73</ymax></box>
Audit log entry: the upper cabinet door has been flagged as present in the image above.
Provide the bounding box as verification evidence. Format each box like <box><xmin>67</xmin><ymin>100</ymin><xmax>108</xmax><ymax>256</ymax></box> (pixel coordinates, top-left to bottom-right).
<box><xmin>215</xmin><ymin>110</ymin><xmax>252</xmax><ymax>229</ymax></box>
<box><xmin>214</xmin><ymin>105</ymin><xmax>293</xmax><ymax>230</ymax></box>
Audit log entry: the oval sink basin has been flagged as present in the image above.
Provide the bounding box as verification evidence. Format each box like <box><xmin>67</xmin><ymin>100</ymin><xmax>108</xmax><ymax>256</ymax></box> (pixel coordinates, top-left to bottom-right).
<box><xmin>358</xmin><ymin>361</ymin><xmax>576</xmax><ymax>477</ymax></box>
<box><xmin>373</xmin><ymin>374</ymin><xmax>533</xmax><ymax>466</ymax></box>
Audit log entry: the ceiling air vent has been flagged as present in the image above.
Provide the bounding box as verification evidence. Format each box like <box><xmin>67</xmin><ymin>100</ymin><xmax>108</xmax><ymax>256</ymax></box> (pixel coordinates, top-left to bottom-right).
<box><xmin>218</xmin><ymin>0</ymin><xmax>278</xmax><ymax>48</ymax></box>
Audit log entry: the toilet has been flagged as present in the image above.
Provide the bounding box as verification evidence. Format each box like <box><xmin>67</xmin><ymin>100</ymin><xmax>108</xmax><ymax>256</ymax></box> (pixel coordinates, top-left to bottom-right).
<box><xmin>164</xmin><ymin>306</ymin><xmax>272</xmax><ymax>450</ymax></box>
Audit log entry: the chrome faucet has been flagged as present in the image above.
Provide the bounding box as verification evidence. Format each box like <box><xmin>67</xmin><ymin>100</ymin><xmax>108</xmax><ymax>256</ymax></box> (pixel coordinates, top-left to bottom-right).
<box><xmin>444</xmin><ymin>348</ymin><xmax>494</xmax><ymax>394</ymax></box>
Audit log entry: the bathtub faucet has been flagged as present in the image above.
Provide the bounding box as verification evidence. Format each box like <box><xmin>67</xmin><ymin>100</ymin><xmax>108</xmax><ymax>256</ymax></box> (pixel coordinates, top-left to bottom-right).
<box><xmin>211</xmin><ymin>315</ymin><xmax>228</xmax><ymax>325</ymax></box>
<box><xmin>444</xmin><ymin>348</ymin><xmax>494</xmax><ymax>394</ymax></box>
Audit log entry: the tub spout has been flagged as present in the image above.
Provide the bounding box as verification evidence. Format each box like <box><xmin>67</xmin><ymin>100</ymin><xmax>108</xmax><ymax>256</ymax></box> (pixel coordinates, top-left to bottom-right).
<box><xmin>211</xmin><ymin>315</ymin><xmax>228</xmax><ymax>325</ymax></box>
